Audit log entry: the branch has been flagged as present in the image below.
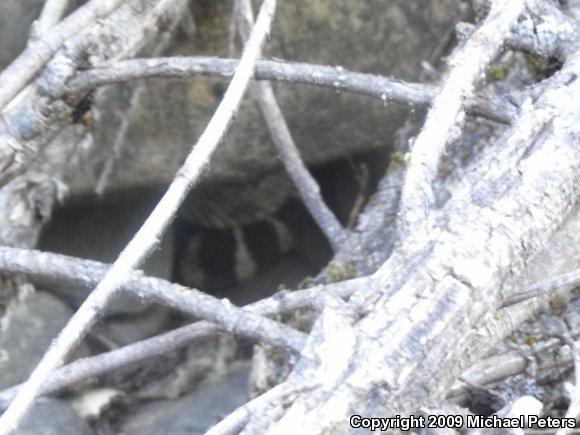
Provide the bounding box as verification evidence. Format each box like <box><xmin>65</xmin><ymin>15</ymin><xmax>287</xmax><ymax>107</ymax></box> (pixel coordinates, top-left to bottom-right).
<box><xmin>0</xmin><ymin>0</ymin><xmax>277</xmax><ymax>431</ymax></box>
<box><xmin>0</xmin><ymin>0</ymin><xmax>126</xmax><ymax>111</ymax></box>
<box><xmin>207</xmin><ymin>382</ymin><xmax>304</xmax><ymax>435</ymax></box>
<box><xmin>0</xmin><ymin>246</ymin><xmax>368</xmax><ymax>408</ymax></box>
<box><xmin>0</xmin><ymin>125</ymin><xmax>91</xmax><ymax>248</ymax></box>
<box><xmin>448</xmin><ymin>351</ymin><xmax>527</xmax><ymax>402</ymax></box>
<box><xmin>36</xmin><ymin>0</ymin><xmax>72</xmax><ymax>32</ymax></box>
<box><xmin>0</xmin><ymin>244</ymin><xmax>576</xmax><ymax>413</ymax></box>
<box><xmin>501</xmin><ymin>268</ymin><xmax>580</xmax><ymax>307</ymax></box>
<box><xmin>0</xmin><ymin>248</ymin><xmax>365</xmax><ymax>326</ymax></box>
<box><xmin>0</xmin><ymin>0</ymin><xmax>191</xmax><ymax>189</ymax></box>
<box><xmin>475</xmin><ymin>0</ymin><xmax>579</xmax><ymax>60</ymax></box>
<box><xmin>234</xmin><ymin>0</ymin><xmax>347</xmax><ymax>251</ymax></box>
<box><xmin>415</xmin><ymin>98</ymin><xmax>580</xmax><ymax>414</ymax></box>
<box><xmin>0</xmin><ymin>0</ymin><xmax>191</xmax><ymax>250</ymax></box>
<box><xmin>397</xmin><ymin>0</ymin><xmax>526</xmax><ymax>237</ymax></box>
<box><xmin>237</xmin><ymin>53</ymin><xmax>580</xmax><ymax>432</ymax></box>
<box><xmin>67</xmin><ymin>57</ymin><xmax>516</xmax><ymax>124</ymax></box>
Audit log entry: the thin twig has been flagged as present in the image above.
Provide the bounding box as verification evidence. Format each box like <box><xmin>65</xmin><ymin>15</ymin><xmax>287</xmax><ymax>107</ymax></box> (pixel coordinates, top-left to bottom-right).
<box><xmin>0</xmin><ymin>250</ymin><xmax>307</xmax><ymax>355</ymax></box>
<box><xmin>206</xmin><ymin>381</ymin><xmax>309</xmax><ymax>435</ymax></box>
<box><xmin>67</xmin><ymin>57</ymin><xmax>516</xmax><ymax>124</ymax></box>
<box><xmin>397</xmin><ymin>0</ymin><xmax>526</xmax><ymax>237</ymax></box>
<box><xmin>347</xmin><ymin>163</ymin><xmax>370</xmax><ymax>229</ymax></box>
<box><xmin>0</xmin><ymin>0</ymin><xmax>127</xmax><ymax>111</ymax></box>
<box><xmin>0</xmin><ymin>323</ymin><xmax>212</xmax><ymax>411</ymax></box>
<box><xmin>0</xmin><ymin>247</ymin><xmax>368</xmax><ymax>408</ymax></box>
<box><xmin>0</xmin><ymin>248</ymin><xmax>368</xmax><ymax>317</ymax></box>
<box><xmin>501</xmin><ymin>268</ymin><xmax>580</xmax><ymax>307</ymax></box>
<box><xmin>0</xmin><ymin>1</ymin><xmax>277</xmax><ymax>432</ymax></box>
<box><xmin>234</xmin><ymin>0</ymin><xmax>347</xmax><ymax>251</ymax></box>
<box><xmin>0</xmin><ymin>0</ymin><xmax>192</xmax><ymax>190</ymax></box>
<box><xmin>0</xmin><ymin>227</ymin><xmax>576</xmax><ymax>419</ymax></box>
<box><xmin>447</xmin><ymin>351</ymin><xmax>527</xmax><ymax>401</ymax></box>
<box><xmin>37</xmin><ymin>0</ymin><xmax>72</xmax><ymax>32</ymax></box>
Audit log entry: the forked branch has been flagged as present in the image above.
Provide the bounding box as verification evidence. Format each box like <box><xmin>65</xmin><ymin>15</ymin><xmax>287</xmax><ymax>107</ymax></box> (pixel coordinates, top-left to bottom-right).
<box><xmin>234</xmin><ymin>0</ymin><xmax>347</xmax><ymax>251</ymax></box>
<box><xmin>398</xmin><ymin>0</ymin><xmax>526</xmax><ymax>237</ymax></box>
<box><xmin>0</xmin><ymin>0</ymin><xmax>277</xmax><ymax>431</ymax></box>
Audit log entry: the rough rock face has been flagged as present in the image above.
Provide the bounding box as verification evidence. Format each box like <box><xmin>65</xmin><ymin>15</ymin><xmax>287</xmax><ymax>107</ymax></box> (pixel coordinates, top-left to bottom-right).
<box><xmin>0</xmin><ymin>288</ymin><xmax>73</xmax><ymax>390</ymax></box>
<box><xmin>70</xmin><ymin>0</ymin><xmax>465</xmax><ymax>221</ymax></box>
<box><xmin>0</xmin><ymin>0</ymin><xmax>44</xmax><ymax>69</ymax></box>
<box><xmin>38</xmin><ymin>191</ymin><xmax>174</xmax><ymax>316</ymax></box>
<box><xmin>17</xmin><ymin>399</ymin><xmax>93</xmax><ymax>435</ymax></box>
<box><xmin>120</xmin><ymin>363</ymin><xmax>250</xmax><ymax>435</ymax></box>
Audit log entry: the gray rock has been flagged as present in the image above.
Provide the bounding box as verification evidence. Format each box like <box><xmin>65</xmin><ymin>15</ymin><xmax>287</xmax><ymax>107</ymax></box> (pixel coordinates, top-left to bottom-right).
<box><xmin>0</xmin><ymin>0</ymin><xmax>44</xmax><ymax>69</ymax></box>
<box><xmin>0</xmin><ymin>289</ymin><xmax>72</xmax><ymax>389</ymax></box>
<box><xmin>0</xmin><ymin>1</ymin><xmax>85</xmax><ymax>69</ymax></box>
<box><xmin>99</xmin><ymin>306</ymin><xmax>170</xmax><ymax>348</ymax></box>
<box><xmin>17</xmin><ymin>398</ymin><xmax>93</xmax><ymax>435</ymax></box>
<box><xmin>121</xmin><ymin>364</ymin><xmax>250</xmax><ymax>435</ymax></box>
<box><xmin>69</xmin><ymin>0</ymin><xmax>466</xmax><ymax>225</ymax></box>
<box><xmin>38</xmin><ymin>191</ymin><xmax>175</xmax><ymax>316</ymax></box>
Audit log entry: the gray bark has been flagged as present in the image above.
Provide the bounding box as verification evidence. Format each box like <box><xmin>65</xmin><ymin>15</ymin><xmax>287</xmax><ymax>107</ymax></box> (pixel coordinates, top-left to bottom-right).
<box><xmin>0</xmin><ymin>0</ymin><xmax>578</xmax><ymax>433</ymax></box>
<box><xmin>224</xmin><ymin>54</ymin><xmax>580</xmax><ymax>434</ymax></box>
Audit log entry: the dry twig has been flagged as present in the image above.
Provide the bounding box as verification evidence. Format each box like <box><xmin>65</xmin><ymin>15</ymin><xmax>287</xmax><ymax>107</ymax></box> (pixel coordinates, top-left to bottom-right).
<box><xmin>235</xmin><ymin>52</ymin><xmax>580</xmax><ymax>432</ymax></box>
<box><xmin>0</xmin><ymin>246</ymin><xmax>368</xmax><ymax>408</ymax></box>
<box><xmin>0</xmin><ymin>0</ymin><xmax>191</xmax><ymax>189</ymax></box>
<box><xmin>0</xmin><ymin>0</ymin><xmax>126</xmax><ymax>111</ymax></box>
<box><xmin>36</xmin><ymin>0</ymin><xmax>72</xmax><ymax>32</ymax></box>
<box><xmin>94</xmin><ymin>20</ymin><xmax>181</xmax><ymax>196</ymax></box>
<box><xmin>68</xmin><ymin>57</ymin><xmax>516</xmax><ymax>124</ymax></box>
<box><xmin>234</xmin><ymin>0</ymin><xmax>347</xmax><ymax>251</ymax></box>
<box><xmin>502</xmin><ymin>269</ymin><xmax>580</xmax><ymax>307</ymax></box>
<box><xmin>398</xmin><ymin>0</ymin><xmax>526</xmax><ymax>237</ymax></box>
<box><xmin>0</xmin><ymin>0</ymin><xmax>277</xmax><ymax>431</ymax></box>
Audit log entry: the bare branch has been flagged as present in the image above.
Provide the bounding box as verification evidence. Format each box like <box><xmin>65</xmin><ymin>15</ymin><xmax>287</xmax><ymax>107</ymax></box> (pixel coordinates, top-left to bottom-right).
<box><xmin>0</xmin><ymin>249</ymin><xmax>306</xmax><ymax>355</ymax></box>
<box><xmin>36</xmin><ymin>0</ymin><xmax>72</xmax><ymax>32</ymax></box>
<box><xmin>234</xmin><ymin>0</ymin><xmax>347</xmax><ymax>251</ymax></box>
<box><xmin>207</xmin><ymin>382</ymin><xmax>305</xmax><ymax>435</ymax></box>
<box><xmin>0</xmin><ymin>0</ymin><xmax>127</xmax><ymax>112</ymax></box>
<box><xmin>0</xmin><ymin>0</ymin><xmax>191</xmax><ymax>189</ymax></box>
<box><xmin>475</xmin><ymin>0</ymin><xmax>579</xmax><ymax>60</ymax></box>
<box><xmin>0</xmin><ymin>324</ymin><xmax>214</xmax><ymax>411</ymax></box>
<box><xmin>448</xmin><ymin>351</ymin><xmax>527</xmax><ymax>402</ymax></box>
<box><xmin>0</xmin><ymin>246</ymin><xmax>368</xmax><ymax>408</ymax></box>
<box><xmin>0</xmin><ymin>248</ymin><xmax>368</xmax><ymax>321</ymax></box>
<box><xmin>0</xmin><ymin>0</ymin><xmax>277</xmax><ymax>431</ymax></box>
<box><xmin>501</xmin><ymin>269</ymin><xmax>580</xmax><ymax>307</ymax></box>
<box><xmin>0</xmin><ymin>243</ymin><xmax>575</xmax><ymax>414</ymax></box>
<box><xmin>68</xmin><ymin>57</ymin><xmax>516</xmax><ymax>124</ymax></box>
<box><xmin>239</xmin><ymin>53</ymin><xmax>580</xmax><ymax>432</ymax></box>
<box><xmin>397</xmin><ymin>0</ymin><xmax>526</xmax><ymax>237</ymax></box>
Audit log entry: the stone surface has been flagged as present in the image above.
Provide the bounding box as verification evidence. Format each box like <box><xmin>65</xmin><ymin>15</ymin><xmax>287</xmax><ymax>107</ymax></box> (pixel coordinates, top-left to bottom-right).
<box><xmin>70</xmin><ymin>0</ymin><xmax>465</xmax><ymax>223</ymax></box>
<box><xmin>0</xmin><ymin>0</ymin><xmax>44</xmax><ymax>69</ymax></box>
<box><xmin>38</xmin><ymin>191</ymin><xmax>175</xmax><ymax>316</ymax></box>
<box><xmin>0</xmin><ymin>1</ymin><xmax>85</xmax><ymax>69</ymax></box>
<box><xmin>0</xmin><ymin>288</ymin><xmax>73</xmax><ymax>389</ymax></box>
<box><xmin>121</xmin><ymin>363</ymin><xmax>250</xmax><ymax>435</ymax></box>
<box><xmin>100</xmin><ymin>306</ymin><xmax>170</xmax><ymax>348</ymax></box>
<box><xmin>18</xmin><ymin>398</ymin><xmax>93</xmax><ymax>435</ymax></box>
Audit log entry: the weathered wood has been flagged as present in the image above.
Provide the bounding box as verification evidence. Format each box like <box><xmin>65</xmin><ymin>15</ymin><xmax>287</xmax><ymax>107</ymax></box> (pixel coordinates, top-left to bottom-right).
<box><xmin>0</xmin><ymin>0</ymin><xmax>190</xmax><ymax>248</ymax></box>
<box><xmin>228</xmin><ymin>53</ymin><xmax>580</xmax><ymax>434</ymax></box>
